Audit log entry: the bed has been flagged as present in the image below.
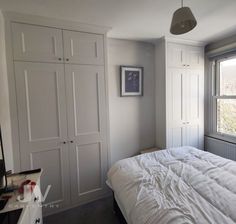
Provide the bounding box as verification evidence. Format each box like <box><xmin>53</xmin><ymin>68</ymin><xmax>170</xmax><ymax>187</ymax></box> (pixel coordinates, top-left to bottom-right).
<box><xmin>107</xmin><ymin>146</ymin><xmax>236</xmax><ymax>224</ymax></box>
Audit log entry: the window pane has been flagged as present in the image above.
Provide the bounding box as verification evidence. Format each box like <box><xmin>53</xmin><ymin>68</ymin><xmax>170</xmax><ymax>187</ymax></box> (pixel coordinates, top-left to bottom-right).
<box><xmin>217</xmin><ymin>99</ymin><xmax>236</xmax><ymax>136</ymax></box>
<box><xmin>220</xmin><ymin>58</ymin><xmax>236</xmax><ymax>96</ymax></box>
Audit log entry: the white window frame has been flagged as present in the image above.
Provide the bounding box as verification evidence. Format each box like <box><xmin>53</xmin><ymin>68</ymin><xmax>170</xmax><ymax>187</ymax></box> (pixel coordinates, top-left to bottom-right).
<box><xmin>211</xmin><ymin>55</ymin><xmax>236</xmax><ymax>142</ymax></box>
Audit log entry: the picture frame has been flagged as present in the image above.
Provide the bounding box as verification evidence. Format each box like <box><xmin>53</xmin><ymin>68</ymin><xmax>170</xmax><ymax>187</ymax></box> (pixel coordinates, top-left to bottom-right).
<box><xmin>120</xmin><ymin>66</ymin><xmax>143</xmax><ymax>96</ymax></box>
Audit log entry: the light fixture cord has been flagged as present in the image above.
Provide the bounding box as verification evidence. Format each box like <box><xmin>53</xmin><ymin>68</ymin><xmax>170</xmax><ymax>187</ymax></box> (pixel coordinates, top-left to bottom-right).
<box><xmin>181</xmin><ymin>0</ymin><xmax>183</xmax><ymax>7</ymax></box>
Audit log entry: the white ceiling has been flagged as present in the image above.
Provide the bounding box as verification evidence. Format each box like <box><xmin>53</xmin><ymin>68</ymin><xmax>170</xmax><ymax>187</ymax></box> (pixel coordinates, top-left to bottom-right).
<box><xmin>0</xmin><ymin>0</ymin><xmax>236</xmax><ymax>44</ymax></box>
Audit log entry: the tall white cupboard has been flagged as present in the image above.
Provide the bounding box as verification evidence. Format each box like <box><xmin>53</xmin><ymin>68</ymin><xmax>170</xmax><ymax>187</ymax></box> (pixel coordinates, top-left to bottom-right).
<box><xmin>155</xmin><ymin>38</ymin><xmax>204</xmax><ymax>150</ymax></box>
<box><xmin>3</xmin><ymin>12</ymin><xmax>110</xmax><ymax>215</ymax></box>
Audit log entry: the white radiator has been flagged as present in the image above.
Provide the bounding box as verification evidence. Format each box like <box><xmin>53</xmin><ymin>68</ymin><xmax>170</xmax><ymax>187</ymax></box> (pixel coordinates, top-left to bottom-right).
<box><xmin>205</xmin><ymin>136</ymin><xmax>236</xmax><ymax>161</ymax></box>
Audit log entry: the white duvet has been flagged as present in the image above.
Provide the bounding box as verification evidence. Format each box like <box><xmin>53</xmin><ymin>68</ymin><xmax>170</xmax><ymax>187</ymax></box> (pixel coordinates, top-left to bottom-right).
<box><xmin>107</xmin><ymin>147</ymin><xmax>236</xmax><ymax>224</ymax></box>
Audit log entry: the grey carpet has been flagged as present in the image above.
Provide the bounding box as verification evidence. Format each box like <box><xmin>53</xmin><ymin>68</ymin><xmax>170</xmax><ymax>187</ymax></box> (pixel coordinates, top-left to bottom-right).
<box><xmin>43</xmin><ymin>196</ymin><xmax>126</xmax><ymax>224</ymax></box>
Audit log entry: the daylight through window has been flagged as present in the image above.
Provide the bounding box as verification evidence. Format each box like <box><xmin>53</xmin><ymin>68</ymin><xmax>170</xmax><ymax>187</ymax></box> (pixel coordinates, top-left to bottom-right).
<box><xmin>216</xmin><ymin>57</ymin><xmax>236</xmax><ymax>136</ymax></box>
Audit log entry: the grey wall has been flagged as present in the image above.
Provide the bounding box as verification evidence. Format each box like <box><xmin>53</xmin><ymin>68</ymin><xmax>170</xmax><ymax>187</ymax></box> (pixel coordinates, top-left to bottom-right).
<box><xmin>108</xmin><ymin>38</ymin><xmax>155</xmax><ymax>165</ymax></box>
<box><xmin>0</xmin><ymin>12</ymin><xmax>14</xmax><ymax>171</ymax></box>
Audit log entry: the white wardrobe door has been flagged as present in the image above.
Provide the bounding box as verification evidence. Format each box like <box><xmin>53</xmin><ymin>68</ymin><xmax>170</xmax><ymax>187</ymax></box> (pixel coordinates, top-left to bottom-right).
<box><xmin>65</xmin><ymin>64</ymin><xmax>108</xmax><ymax>205</ymax></box>
<box><xmin>12</xmin><ymin>23</ymin><xmax>63</xmax><ymax>63</ymax></box>
<box><xmin>167</xmin><ymin>43</ymin><xmax>185</xmax><ymax>68</ymax></box>
<box><xmin>167</xmin><ymin>68</ymin><xmax>189</xmax><ymax>148</ymax></box>
<box><xmin>14</xmin><ymin>62</ymin><xmax>70</xmax><ymax>214</ymax></box>
<box><xmin>185</xmin><ymin>69</ymin><xmax>204</xmax><ymax>149</ymax></box>
<box><xmin>63</xmin><ymin>30</ymin><xmax>104</xmax><ymax>65</ymax></box>
<box><xmin>186</xmin><ymin>46</ymin><xmax>204</xmax><ymax>69</ymax></box>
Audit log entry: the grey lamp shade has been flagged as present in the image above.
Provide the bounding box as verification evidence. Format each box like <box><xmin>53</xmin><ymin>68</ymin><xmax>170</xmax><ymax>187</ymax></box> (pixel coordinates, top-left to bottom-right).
<box><xmin>170</xmin><ymin>7</ymin><xmax>197</xmax><ymax>35</ymax></box>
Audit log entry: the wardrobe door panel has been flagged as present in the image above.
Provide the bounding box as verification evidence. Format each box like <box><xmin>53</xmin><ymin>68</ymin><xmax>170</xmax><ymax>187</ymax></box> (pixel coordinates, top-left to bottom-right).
<box><xmin>65</xmin><ymin>64</ymin><xmax>108</xmax><ymax>205</ymax></box>
<box><xmin>187</xmin><ymin>46</ymin><xmax>204</xmax><ymax>68</ymax></box>
<box><xmin>167</xmin><ymin>43</ymin><xmax>185</xmax><ymax>68</ymax></box>
<box><xmin>31</xmin><ymin>148</ymin><xmax>64</xmax><ymax>204</ymax></box>
<box><xmin>12</xmin><ymin>23</ymin><xmax>63</xmax><ymax>63</ymax></box>
<box><xmin>169</xmin><ymin>127</ymin><xmax>183</xmax><ymax>147</ymax></box>
<box><xmin>188</xmin><ymin>70</ymin><xmax>201</xmax><ymax>121</ymax></box>
<box><xmin>186</xmin><ymin>69</ymin><xmax>204</xmax><ymax>149</ymax></box>
<box><xmin>76</xmin><ymin>143</ymin><xmax>102</xmax><ymax>194</ymax></box>
<box><xmin>167</xmin><ymin>68</ymin><xmax>192</xmax><ymax>148</ymax></box>
<box><xmin>72</xmin><ymin>66</ymin><xmax>100</xmax><ymax>134</ymax></box>
<box><xmin>63</xmin><ymin>30</ymin><xmax>104</xmax><ymax>65</ymax></box>
<box><xmin>14</xmin><ymin>62</ymin><xmax>70</xmax><ymax>215</ymax></box>
<box><xmin>168</xmin><ymin>69</ymin><xmax>187</xmax><ymax>127</ymax></box>
<box><xmin>189</xmin><ymin>80</ymin><xmax>199</xmax><ymax>120</ymax></box>
<box><xmin>186</xmin><ymin>125</ymin><xmax>200</xmax><ymax>148</ymax></box>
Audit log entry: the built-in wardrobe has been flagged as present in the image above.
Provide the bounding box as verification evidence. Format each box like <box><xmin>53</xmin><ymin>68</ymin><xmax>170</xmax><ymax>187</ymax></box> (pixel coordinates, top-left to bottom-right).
<box><xmin>3</xmin><ymin>12</ymin><xmax>110</xmax><ymax>215</ymax></box>
<box><xmin>155</xmin><ymin>38</ymin><xmax>204</xmax><ymax>150</ymax></box>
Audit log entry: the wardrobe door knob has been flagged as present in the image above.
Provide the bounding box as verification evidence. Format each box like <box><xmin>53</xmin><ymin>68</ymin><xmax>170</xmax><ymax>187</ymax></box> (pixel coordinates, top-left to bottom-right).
<box><xmin>66</xmin><ymin>58</ymin><xmax>69</xmax><ymax>61</ymax></box>
<box><xmin>58</xmin><ymin>58</ymin><xmax>62</xmax><ymax>61</ymax></box>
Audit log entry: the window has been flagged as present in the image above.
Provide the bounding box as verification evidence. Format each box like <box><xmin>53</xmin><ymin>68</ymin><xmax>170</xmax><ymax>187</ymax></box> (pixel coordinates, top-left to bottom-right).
<box><xmin>214</xmin><ymin>57</ymin><xmax>236</xmax><ymax>137</ymax></box>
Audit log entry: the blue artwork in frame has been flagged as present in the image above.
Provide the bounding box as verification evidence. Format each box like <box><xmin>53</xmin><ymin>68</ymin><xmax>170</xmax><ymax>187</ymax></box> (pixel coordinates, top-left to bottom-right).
<box><xmin>120</xmin><ymin>66</ymin><xmax>143</xmax><ymax>96</ymax></box>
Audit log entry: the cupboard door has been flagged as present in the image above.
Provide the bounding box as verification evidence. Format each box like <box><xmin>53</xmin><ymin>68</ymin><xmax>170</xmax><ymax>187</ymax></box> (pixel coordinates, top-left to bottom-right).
<box><xmin>65</xmin><ymin>64</ymin><xmax>108</xmax><ymax>205</ymax></box>
<box><xmin>167</xmin><ymin>43</ymin><xmax>185</xmax><ymax>68</ymax></box>
<box><xmin>186</xmin><ymin>46</ymin><xmax>204</xmax><ymax>69</ymax></box>
<box><xmin>185</xmin><ymin>69</ymin><xmax>204</xmax><ymax>149</ymax></box>
<box><xmin>15</xmin><ymin>62</ymin><xmax>70</xmax><ymax>214</ymax></box>
<box><xmin>166</xmin><ymin>68</ymin><xmax>187</xmax><ymax>147</ymax></box>
<box><xmin>63</xmin><ymin>30</ymin><xmax>104</xmax><ymax>65</ymax></box>
<box><xmin>12</xmin><ymin>23</ymin><xmax>63</xmax><ymax>63</ymax></box>
<box><xmin>167</xmin><ymin>69</ymin><xmax>187</xmax><ymax>128</ymax></box>
<box><xmin>167</xmin><ymin>43</ymin><xmax>203</xmax><ymax>69</ymax></box>
<box><xmin>167</xmin><ymin>67</ymin><xmax>204</xmax><ymax>149</ymax></box>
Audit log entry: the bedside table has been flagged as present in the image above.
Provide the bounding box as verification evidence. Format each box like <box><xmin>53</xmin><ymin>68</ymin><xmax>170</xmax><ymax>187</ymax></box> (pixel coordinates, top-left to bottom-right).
<box><xmin>140</xmin><ymin>147</ymin><xmax>161</xmax><ymax>154</ymax></box>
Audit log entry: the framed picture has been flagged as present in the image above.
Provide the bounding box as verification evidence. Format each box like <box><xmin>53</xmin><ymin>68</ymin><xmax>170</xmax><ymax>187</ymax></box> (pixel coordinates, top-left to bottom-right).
<box><xmin>120</xmin><ymin>66</ymin><xmax>143</xmax><ymax>96</ymax></box>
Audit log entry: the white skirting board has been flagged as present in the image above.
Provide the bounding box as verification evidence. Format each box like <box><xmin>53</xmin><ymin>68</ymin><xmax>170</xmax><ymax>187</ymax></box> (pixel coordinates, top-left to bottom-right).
<box><xmin>205</xmin><ymin>136</ymin><xmax>236</xmax><ymax>161</ymax></box>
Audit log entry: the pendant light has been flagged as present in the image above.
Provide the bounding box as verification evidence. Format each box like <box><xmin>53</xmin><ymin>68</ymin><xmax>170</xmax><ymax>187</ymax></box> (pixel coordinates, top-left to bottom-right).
<box><xmin>170</xmin><ymin>0</ymin><xmax>197</xmax><ymax>35</ymax></box>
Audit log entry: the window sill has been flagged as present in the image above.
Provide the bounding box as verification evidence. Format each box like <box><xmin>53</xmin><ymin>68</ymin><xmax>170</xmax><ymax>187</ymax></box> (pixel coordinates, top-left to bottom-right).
<box><xmin>205</xmin><ymin>133</ymin><xmax>236</xmax><ymax>145</ymax></box>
